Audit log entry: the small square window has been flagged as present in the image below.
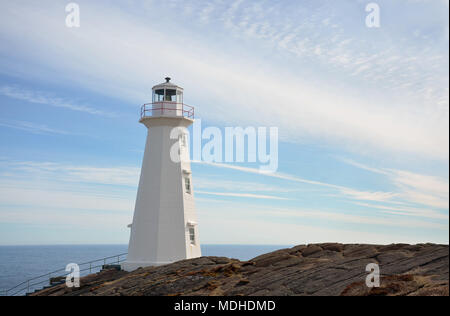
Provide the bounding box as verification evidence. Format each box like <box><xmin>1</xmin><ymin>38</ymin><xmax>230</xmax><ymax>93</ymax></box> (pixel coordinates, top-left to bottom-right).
<box><xmin>185</xmin><ymin>177</ymin><xmax>191</xmax><ymax>194</ymax></box>
<box><xmin>189</xmin><ymin>227</ymin><xmax>196</xmax><ymax>245</ymax></box>
<box><xmin>179</xmin><ymin>134</ymin><xmax>187</xmax><ymax>153</ymax></box>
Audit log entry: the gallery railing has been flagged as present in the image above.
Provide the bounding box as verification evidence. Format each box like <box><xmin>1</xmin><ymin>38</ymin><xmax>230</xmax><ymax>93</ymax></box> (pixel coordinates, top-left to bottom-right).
<box><xmin>140</xmin><ymin>102</ymin><xmax>195</xmax><ymax>119</ymax></box>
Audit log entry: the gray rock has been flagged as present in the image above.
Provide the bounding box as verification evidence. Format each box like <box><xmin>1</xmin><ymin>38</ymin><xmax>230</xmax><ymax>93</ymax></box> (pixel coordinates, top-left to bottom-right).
<box><xmin>31</xmin><ymin>243</ymin><xmax>449</xmax><ymax>296</ymax></box>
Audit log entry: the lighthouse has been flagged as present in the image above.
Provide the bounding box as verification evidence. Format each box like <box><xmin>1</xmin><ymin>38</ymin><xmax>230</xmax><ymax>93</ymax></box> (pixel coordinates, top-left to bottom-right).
<box><xmin>122</xmin><ymin>78</ymin><xmax>201</xmax><ymax>271</ymax></box>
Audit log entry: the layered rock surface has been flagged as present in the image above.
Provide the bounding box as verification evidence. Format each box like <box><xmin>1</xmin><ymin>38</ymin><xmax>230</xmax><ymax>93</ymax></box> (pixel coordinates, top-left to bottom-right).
<box><xmin>32</xmin><ymin>243</ymin><xmax>449</xmax><ymax>296</ymax></box>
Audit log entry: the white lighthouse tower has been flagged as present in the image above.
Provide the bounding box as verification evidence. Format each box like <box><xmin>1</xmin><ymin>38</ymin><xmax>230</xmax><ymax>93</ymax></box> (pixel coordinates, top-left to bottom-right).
<box><xmin>122</xmin><ymin>78</ymin><xmax>201</xmax><ymax>271</ymax></box>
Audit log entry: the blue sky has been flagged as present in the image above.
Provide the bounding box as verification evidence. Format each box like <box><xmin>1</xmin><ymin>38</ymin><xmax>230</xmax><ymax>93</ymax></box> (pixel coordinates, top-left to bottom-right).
<box><xmin>0</xmin><ymin>0</ymin><xmax>448</xmax><ymax>245</ymax></box>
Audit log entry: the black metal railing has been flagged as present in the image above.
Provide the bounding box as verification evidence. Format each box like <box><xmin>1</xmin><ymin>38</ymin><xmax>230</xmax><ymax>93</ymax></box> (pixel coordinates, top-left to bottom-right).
<box><xmin>0</xmin><ymin>253</ymin><xmax>127</xmax><ymax>296</ymax></box>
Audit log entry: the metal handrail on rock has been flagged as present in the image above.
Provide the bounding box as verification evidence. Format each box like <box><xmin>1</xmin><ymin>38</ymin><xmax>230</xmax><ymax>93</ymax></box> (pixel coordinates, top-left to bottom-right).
<box><xmin>1</xmin><ymin>253</ymin><xmax>127</xmax><ymax>296</ymax></box>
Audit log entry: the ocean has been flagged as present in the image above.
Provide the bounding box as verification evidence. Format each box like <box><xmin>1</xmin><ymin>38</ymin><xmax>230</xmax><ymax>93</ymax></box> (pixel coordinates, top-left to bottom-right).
<box><xmin>0</xmin><ymin>244</ymin><xmax>289</xmax><ymax>295</ymax></box>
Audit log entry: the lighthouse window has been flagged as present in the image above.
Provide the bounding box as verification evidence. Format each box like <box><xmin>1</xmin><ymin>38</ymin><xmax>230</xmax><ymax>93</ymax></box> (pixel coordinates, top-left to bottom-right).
<box><xmin>181</xmin><ymin>134</ymin><xmax>187</xmax><ymax>147</ymax></box>
<box><xmin>153</xmin><ymin>89</ymin><xmax>164</xmax><ymax>102</ymax></box>
<box><xmin>184</xmin><ymin>176</ymin><xmax>191</xmax><ymax>194</ymax></box>
<box><xmin>189</xmin><ymin>227</ymin><xmax>196</xmax><ymax>244</ymax></box>
<box><xmin>165</xmin><ymin>89</ymin><xmax>177</xmax><ymax>102</ymax></box>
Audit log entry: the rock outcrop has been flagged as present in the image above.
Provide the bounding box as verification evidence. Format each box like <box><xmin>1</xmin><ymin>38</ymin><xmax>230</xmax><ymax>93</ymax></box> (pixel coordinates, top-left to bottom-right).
<box><xmin>32</xmin><ymin>243</ymin><xmax>449</xmax><ymax>296</ymax></box>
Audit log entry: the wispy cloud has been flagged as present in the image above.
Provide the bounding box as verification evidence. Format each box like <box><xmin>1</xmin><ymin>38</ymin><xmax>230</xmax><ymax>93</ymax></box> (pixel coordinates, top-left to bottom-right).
<box><xmin>0</xmin><ymin>161</ymin><xmax>137</xmax><ymax>233</ymax></box>
<box><xmin>0</xmin><ymin>119</ymin><xmax>70</xmax><ymax>135</ymax></box>
<box><xmin>195</xmin><ymin>161</ymin><xmax>400</xmax><ymax>204</ymax></box>
<box><xmin>353</xmin><ymin>202</ymin><xmax>448</xmax><ymax>221</ymax></box>
<box><xmin>263</xmin><ymin>208</ymin><xmax>447</xmax><ymax>230</ymax></box>
<box><xmin>195</xmin><ymin>161</ymin><xmax>342</xmax><ymax>189</ymax></box>
<box><xmin>341</xmin><ymin>158</ymin><xmax>449</xmax><ymax>209</ymax></box>
<box><xmin>170</xmin><ymin>0</ymin><xmax>448</xmax><ymax>115</ymax></box>
<box><xmin>198</xmin><ymin>201</ymin><xmax>449</xmax><ymax>244</ymax></box>
<box><xmin>0</xmin><ymin>184</ymin><xmax>133</xmax><ymax>213</ymax></box>
<box><xmin>194</xmin><ymin>177</ymin><xmax>295</xmax><ymax>193</ymax></box>
<box><xmin>0</xmin><ymin>160</ymin><xmax>140</xmax><ymax>187</ymax></box>
<box><xmin>336</xmin><ymin>188</ymin><xmax>400</xmax><ymax>203</ymax></box>
<box><xmin>0</xmin><ymin>158</ymin><xmax>447</xmax><ymax>244</ymax></box>
<box><xmin>389</xmin><ymin>169</ymin><xmax>449</xmax><ymax>209</ymax></box>
<box><xmin>0</xmin><ymin>207</ymin><xmax>130</xmax><ymax>230</ymax></box>
<box><xmin>196</xmin><ymin>160</ymin><xmax>449</xmax><ymax>224</ymax></box>
<box><xmin>338</xmin><ymin>157</ymin><xmax>389</xmax><ymax>175</ymax></box>
<box><xmin>196</xmin><ymin>191</ymin><xmax>290</xmax><ymax>200</ymax></box>
<box><xmin>0</xmin><ymin>85</ymin><xmax>115</xmax><ymax>117</ymax></box>
<box><xmin>0</xmin><ymin>1</ymin><xmax>447</xmax><ymax>160</ymax></box>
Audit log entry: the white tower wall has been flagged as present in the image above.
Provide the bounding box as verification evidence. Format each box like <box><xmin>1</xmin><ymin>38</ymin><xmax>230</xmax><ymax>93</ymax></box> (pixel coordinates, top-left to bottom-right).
<box><xmin>122</xmin><ymin>116</ymin><xmax>201</xmax><ymax>272</ymax></box>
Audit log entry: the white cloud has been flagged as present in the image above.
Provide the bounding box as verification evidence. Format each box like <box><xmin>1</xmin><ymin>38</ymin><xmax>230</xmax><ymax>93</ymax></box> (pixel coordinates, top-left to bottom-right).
<box><xmin>353</xmin><ymin>202</ymin><xmax>448</xmax><ymax>220</ymax></box>
<box><xmin>0</xmin><ymin>85</ymin><xmax>115</xmax><ymax>117</ymax></box>
<box><xmin>0</xmin><ymin>158</ymin><xmax>447</xmax><ymax>244</ymax></box>
<box><xmin>198</xmin><ymin>202</ymin><xmax>449</xmax><ymax>244</ymax></box>
<box><xmin>197</xmin><ymin>160</ymin><xmax>449</xmax><ymax>221</ymax></box>
<box><xmin>338</xmin><ymin>157</ymin><xmax>389</xmax><ymax>175</ymax></box>
<box><xmin>335</xmin><ymin>188</ymin><xmax>400</xmax><ymax>202</ymax></box>
<box><xmin>389</xmin><ymin>169</ymin><xmax>449</xmax><ymax>209</ymax></box>
<box><xmin>195</xmin><ymin>161</ymin><xmax>341</xmax><ymax>189</ymax></box>
<box><xmin>0</xmin><ymin>161</ymin><xmax>137</xmax><ymax>235</ymax></box>
<box><xmin>263</xmin><ymin>208</ymin><xmax>446</xmax><ymax>230</ymax></box>
<box><xmin>0</xmin><ymin>119</ymin><xmax>70</xmax><ymax>135</ymax></box>
<box><xmin>194</xmin><ymin>177</ymin><xmax>294</xmax><ymax>193</ymax></box>
<box><xmin>196</xmin><ymin>191</ymin><xmax>290</xmax><ymax>200</ymax></box>
<box><xmin>0</xmin><ymin>184</ymin><xmax>133</xmax><ymax>213</ymax></box>
<box><xmin>341</xmin><ymin>158</ymin><xmax>449</xmax><ymax>209</ymax></box>
<box><xmin>0</xmin><ymin>161</ymin><xmax>140</xmax><ymax>187</ymax></box>
<box><xmin>1</xmin><ymin>157</ymin><xmax>446</xmax><ymax>233</ymax></box>
<box><xmin>0</xmin><ymin>1</ymin><xmax>447</xmax><ymax>161</ymax></box>
<box><xmin>0</xmin><ymin>207</ymin><xmax>130</xmax><ymax>230</ymax></box>
<box><xmin>196</xmin><ymin>161</ymin><xmax>400</xmax><ymax>203</ymax></box>
<box><xmin>174</xmin><ymin>0</ymin><xmax>448</xmax><ymax>116</ymax></box>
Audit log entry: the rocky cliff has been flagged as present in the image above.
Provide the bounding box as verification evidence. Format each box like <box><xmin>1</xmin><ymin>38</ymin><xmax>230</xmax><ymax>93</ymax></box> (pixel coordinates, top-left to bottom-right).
<box><xmin>32</xmin><ymin>243</ymin><xmax>449</xmax><ymax>296</ymax></box>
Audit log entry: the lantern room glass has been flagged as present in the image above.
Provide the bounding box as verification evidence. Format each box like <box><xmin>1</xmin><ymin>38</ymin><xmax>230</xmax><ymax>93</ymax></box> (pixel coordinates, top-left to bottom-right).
<box><xmin>153</xmin><ymin>89</ymin><xmax>183</xmax><ymax>103</ymax></box>
<box><xmin>165</xmin><ymin>89</ymin><xmax>177</xmax><ymax>102</ymax></box>
<box><xmin>153</xmin><ymin>89</ymin><xmax>164</xmax><ymax>102</ymax></box>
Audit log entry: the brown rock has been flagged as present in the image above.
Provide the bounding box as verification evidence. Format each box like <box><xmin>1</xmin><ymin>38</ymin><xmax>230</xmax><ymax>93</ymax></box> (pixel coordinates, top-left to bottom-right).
<box><xmin>320</xmin><ymin>243</ymin><xmax>344</xmax><ymax>252</ymax></box>
<box><xmin>31</xmin><ymin>243</ymin><xmax>449</xmax><ymax>296</ymax></box>
<box><xmin>301</xmin><ymin>245</ymin><xmax>323</xmax><ymax>257</ymax></box>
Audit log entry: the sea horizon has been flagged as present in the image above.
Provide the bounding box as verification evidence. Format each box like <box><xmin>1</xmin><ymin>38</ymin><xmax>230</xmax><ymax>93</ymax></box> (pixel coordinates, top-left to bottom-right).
<box><xmin>0</xmin><ymin>244</ymin><xmax>292</xmax><ymax>294</ymax></box>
